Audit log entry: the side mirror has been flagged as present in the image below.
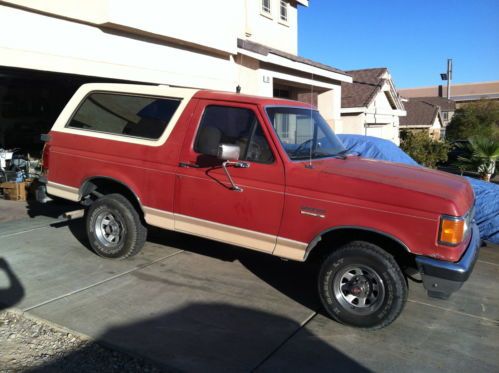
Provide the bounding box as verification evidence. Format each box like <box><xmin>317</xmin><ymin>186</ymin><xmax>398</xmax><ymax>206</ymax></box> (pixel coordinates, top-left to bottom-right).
<box><xmin>217</xmin><ymin>144</ymin><xmax>240</xmax><ymax>161</ymax></box>
<box><xmin>217</xmin><ymin>144</ymin><xmax>249</xmax><ymax>192</ymax></box>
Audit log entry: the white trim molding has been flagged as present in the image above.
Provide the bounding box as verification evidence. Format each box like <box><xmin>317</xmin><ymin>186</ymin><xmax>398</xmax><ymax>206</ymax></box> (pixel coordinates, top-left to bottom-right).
<box><xmin>261</xmin><ymin>69</ymin><xmax>337</xmax><ymax>90</ymax></box>
<box><xmin>238</xmin><ymin>48</ymin><xmax>352</xmax><ymax>83</ymax></box>
<box><xmin>50</xmin><ymin>83</ymin><xmax>198</xmax><ymax>147</ymax></box>
<box><xmin>46</xmin><ymin>181</ymin><xmax>80</xmax><ymax>201</ymax></box>
<box><xmin>341</xmin><ymin>107</ymin><xmax>407</xmax><ymax>117</ymax></box>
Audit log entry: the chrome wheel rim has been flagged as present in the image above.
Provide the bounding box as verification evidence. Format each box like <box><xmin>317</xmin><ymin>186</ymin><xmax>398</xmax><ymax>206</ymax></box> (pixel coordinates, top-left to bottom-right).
<box><xmin>333</xmin><ymin>265</ymin><xmax>385</xmax><ymax>315</ymax></box>
<box><xmin>94</xmin><ymin>211</ymin><xmax>124</xmax><ymax>249</ymax></box>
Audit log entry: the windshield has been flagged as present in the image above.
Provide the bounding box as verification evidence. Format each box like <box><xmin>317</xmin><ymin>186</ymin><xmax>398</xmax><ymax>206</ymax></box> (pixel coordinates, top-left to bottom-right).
<box><xmin>266</xmin><ymin>107</ymin><xmax>346</xmax><ymax>160</ymax></box>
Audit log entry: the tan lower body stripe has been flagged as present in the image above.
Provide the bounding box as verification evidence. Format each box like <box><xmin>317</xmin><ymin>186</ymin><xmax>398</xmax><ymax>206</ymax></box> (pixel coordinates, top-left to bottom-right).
<box><xmin>45</xmin><ymin>182</ymin><xmax>309</xmax><ymax>262</ymax></box>
<box><xmin>46</xmin><ymin>182</ymin><xmax>79</xmax><ymax>202</ymax></box>
<box><xmin>143</xmin><ymin>206</ymin><xmax>174</xmax><ymax>230</ymax></box>
<box><xmin>174</xmin><ymin>214</ymin><xmax>276</xmax><ymax>254</ymax></box>
<box><xmin>145</xmin><ymin>210</ymin><xmax>308</xmax><ymax>261</ymax></box>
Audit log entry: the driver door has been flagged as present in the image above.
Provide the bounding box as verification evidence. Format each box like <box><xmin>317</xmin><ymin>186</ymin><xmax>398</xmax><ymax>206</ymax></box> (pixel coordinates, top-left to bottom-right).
<box><xmin>174</xmin><ymin>100</ymin><xmax>285</xmax><ymax>254</ymax></box>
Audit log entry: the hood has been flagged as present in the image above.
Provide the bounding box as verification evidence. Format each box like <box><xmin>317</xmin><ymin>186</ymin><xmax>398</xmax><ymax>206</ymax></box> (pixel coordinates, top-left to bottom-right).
<box><xmin>288</xmin><ymin>157</ymin><xmax>474</xmax><ymax>217</ymax></box>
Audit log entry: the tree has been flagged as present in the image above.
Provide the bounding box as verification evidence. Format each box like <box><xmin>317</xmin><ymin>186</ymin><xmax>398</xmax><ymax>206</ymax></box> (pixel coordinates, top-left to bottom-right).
<box><xmin>446</xmin><ymin>100</ymin><xmax>499</xmax><ymax>141</ymax></box>
<box><xmin>454</xmin><ymin>136</ymin><xmax>499</xmax><ymax>181</ymax></box>
<box><xmin>400</xmin><ymin>130</ymin><xmax>451</xmax><ymax>168</ymax></box>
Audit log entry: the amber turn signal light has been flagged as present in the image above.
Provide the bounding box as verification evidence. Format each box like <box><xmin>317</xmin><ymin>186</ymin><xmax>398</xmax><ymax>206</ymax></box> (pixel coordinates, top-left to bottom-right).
<box><xmin>439</xmin><ymin>218</ymin><xmax>465</xmax><ymax>245</ymax></box>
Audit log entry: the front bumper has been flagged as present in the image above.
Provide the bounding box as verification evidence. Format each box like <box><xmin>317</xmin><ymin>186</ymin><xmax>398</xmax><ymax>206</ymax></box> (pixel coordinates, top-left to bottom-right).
<box><xmin>415</xmin><ymin>222</ymin><xmax>481</xmax><ymax>299</ymax></box>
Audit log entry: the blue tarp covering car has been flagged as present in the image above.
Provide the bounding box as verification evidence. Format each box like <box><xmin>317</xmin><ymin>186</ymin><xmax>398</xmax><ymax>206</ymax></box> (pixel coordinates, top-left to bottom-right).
<box><xmin>337</xmin><ymin>134</ymin><xmax>499</xmax><ymax>244</ymax></box>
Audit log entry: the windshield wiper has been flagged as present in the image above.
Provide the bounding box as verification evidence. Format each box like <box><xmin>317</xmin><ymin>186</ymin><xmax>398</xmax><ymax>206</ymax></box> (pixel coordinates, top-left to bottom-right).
<box><xmin>289</xmin><ymin>155</ymin><xmax>314</xmax><ymax>160</ymax></box>
<box><xmin>332</xmin><ymin>146</ymin><xmax>360</xmax><ymax>159</ymax></box>
<box><xmin>289</xmin><ymin>151</ymin><xmax>338</xmax><ymax>160</ymax></box>
<box><xmin>289</xmin><ymin>147</ymin><xmax>360</xmax><ymax>161</ymax></box>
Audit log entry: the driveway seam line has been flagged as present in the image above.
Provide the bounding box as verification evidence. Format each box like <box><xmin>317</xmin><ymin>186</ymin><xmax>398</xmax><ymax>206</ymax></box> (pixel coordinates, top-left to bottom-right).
<box><xmin>251</xmin><ymin>310</ymin><xmax>318</xmax><ymax>372</ymax></box>
<box><xmin>22</xmin><ymin>250</ymin><xmax>185</xmax><ymax>312</ymax></box>
<box><xmin>0</xmin><ymin>224</ymin><xmax>56</xmax><ymax>239</ymax></box>
<box><xmin>407</xmin><ymin>299</ymin><xmax>496</xmax><ymax>323</ymax></box>
<box><xmin>477</xmin><ymin>259</ymin><xmax>499</xmax><ymax>267</ymax></box>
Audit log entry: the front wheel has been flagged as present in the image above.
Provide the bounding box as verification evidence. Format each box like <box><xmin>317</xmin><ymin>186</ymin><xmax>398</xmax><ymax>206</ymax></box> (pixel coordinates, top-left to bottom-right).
<box><xmin>86</xmin><ymin>194</ymin><xmax>147</xmax><ymax>259</ymax></box>
<box><xmin>318</xmin><ymin>241</ymin><xmax>407</xmax><ymax>329</ymax></box>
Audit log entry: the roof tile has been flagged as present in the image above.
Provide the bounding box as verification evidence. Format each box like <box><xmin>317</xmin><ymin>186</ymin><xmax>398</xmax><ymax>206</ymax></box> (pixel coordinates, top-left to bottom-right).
<box><xmin>400</xmin><ymin>99</ymin><xmax>440</xmax><ymax>127</ymax></box>
<box><xmin>341</xmin><ymin>68</ymin><xmax>387</xmax><ymax>108</ymax></box>
<box><xmin>407</xmin><ymin>96</ymin><xmax>456</xmax><ymax>111</ymax></box>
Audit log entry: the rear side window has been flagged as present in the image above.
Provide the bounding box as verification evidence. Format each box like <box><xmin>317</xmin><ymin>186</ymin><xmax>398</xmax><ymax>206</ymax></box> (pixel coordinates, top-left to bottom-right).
<box><xmin>67</xmin><ymin>93</ymin><xmax>181</xmax><ymax>140</ymax></box>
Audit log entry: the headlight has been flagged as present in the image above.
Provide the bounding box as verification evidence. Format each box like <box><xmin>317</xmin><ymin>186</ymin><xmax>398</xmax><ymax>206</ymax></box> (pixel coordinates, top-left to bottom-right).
<box><xmin>439</xmin><ymin>208</ymin><xmax>473</xmax><ymax>246</ymax></box>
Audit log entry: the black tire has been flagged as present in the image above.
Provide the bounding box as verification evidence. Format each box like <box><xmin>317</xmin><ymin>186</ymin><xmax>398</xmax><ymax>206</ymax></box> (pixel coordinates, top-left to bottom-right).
<box><xmin>318</xmin><ymin>241</ymin><xmax>407</xmax><ymax>329</ymax></box>
<box><xmin>86</xmin><ymin>193</ymin><xmax>147</xmax><ymax>259</ymax></box>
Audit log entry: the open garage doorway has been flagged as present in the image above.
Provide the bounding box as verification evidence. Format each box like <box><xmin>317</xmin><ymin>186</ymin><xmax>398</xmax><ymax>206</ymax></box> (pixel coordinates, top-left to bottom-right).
<box><xmin>0</xmin><ymin>65</ymin><xmax>147</xmax><ymax>204</ymax></box>
<box><xmin>273</xmin><ymin>78</ymin><xmax>328</xmax><ymax>106</ymax></box>
<box><xmin>0</xmin><ymin>66</ymin><xmax>142</xmax><ymax>158</ymax></box>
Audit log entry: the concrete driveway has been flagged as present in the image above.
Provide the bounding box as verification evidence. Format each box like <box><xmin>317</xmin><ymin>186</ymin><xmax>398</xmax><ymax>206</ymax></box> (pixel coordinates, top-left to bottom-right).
<box><xmin>0</xmin><ymin>205</ymin><xmax>498</xmax><ymax>372</ymax></box>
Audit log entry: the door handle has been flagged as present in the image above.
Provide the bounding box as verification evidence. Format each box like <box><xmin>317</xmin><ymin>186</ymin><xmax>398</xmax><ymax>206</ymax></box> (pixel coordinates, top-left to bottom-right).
<box><xmin>178</xmin><ymin>162</ymin><xmax>200</xmax><ymax>168</ymax></box>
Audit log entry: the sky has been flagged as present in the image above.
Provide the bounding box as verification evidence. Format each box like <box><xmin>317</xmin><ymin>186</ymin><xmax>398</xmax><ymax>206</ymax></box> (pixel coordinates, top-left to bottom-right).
<box><xmin>298</xmin><ymin>0</ymin><xmax>499</xmax><ymax>88</ymax></box>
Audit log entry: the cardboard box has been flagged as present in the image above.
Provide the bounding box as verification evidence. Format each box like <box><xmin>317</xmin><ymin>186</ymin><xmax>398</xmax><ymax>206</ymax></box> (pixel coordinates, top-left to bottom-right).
<box><xmin>0</xmin><ymin>181</ymin><xmax>31</xmax><ymax>201</ymax></box>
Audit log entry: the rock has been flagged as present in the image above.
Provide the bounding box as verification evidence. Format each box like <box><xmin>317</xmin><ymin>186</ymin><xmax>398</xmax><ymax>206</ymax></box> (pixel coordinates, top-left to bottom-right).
<box><xmin>0</xmin><ymin>311</ymin><xmax>165</xmax><ymax>372</ymax></box>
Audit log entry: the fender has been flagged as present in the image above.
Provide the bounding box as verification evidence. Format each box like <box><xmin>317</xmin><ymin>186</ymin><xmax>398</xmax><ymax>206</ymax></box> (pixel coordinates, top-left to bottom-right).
<box><xmin>79</xmin><ymin>176</ymin><xmax>144</xmax><ymax>213</ymax></box>
<box><xmin>304</xmin><ymin>225</ymin><xmax>411</xmax><ymax>260</ymax></box>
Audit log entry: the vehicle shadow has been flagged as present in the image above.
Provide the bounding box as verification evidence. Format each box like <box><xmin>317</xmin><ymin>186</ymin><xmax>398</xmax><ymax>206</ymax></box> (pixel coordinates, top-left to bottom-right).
<box><xmin>27</xmin><ymin>303</ymin><xmax>370</xmax><ymax>372</ymax></box>
<box><xmin>0</xmin><ymin>257</ymin><xmax>25</xmax><ymax>310</ymax></box>
<box><xmin>26</xmin><ymin>199</ymin><xmax>81</xmax><ymax>220</ymax></box>
<box><xmin>66</xmin><ymin>221</ymin><xmax>321</xmax><ymax>312</ymax></box>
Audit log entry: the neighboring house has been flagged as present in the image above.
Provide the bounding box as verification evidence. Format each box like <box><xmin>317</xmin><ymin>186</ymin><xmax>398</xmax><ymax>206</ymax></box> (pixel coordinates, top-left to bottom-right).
<box><xmin>409</xmin><ymin>96</ymin><xmax>455</xmax><ymax>129</ymax></box>
<box><xmin>340</xmin><ymin>68</ymin><xmax>406</xmax><ymax>145</ymax></box>
<box><xmin>399</xmin><ymin>99</ymin><xmax>443</xmax><ymax>140</ymax></box>
<box><xmin>399</xmin><ymin>81</ymin><xmax>499</xmax><ymax>108</ymax></box>
<box><xmin>0</xmin><ymin>0</ymin><xmax>351</xmax><ymax>153</ymax></box>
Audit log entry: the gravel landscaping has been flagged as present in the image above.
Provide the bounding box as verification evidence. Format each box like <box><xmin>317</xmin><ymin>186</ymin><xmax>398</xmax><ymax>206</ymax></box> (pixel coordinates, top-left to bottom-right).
<box><xmin>0</xmin><ymin>311</ymin><xmax>165</xmax><ymax>372</ymax></box>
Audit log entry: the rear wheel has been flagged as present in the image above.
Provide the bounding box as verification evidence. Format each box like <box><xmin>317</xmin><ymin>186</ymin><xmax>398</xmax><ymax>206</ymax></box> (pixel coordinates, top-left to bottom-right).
<box><xmin>86</xmin><ymin>194</ymin><xmax>147</xmax><ymax>259</ymax></box>
<box><xmin>318</xmin><ymin>241</ymin><xmax>407</xmax><ymax>329</ymax></box>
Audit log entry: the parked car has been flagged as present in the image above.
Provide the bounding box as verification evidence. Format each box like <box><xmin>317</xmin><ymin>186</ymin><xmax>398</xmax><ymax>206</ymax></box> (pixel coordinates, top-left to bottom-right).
<box><xmin>38</xmin><ymin>83</ymin><xmax>480</xmax><ymax>329</ymax></box>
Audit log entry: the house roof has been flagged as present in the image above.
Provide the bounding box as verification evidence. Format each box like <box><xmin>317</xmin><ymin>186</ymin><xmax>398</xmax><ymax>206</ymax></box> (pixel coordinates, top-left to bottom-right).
<box><xmin>341</xmin><ymin>68</ymin><xmax>389</xmax><ymax>108</ymax></box>
<box><xmin>237</xmin><ymin>38</ymin><xmax>349</xmax><ymax>77</ymax></box>
<box><xmin>399</xmin><ymin>99</ymin><xmax>440</xmax><ymax>127</ymax></box>
<box><xmin>398</xmin><ymin>81</ymin><xmax>499</xmax><ymax>101</ymax></box>
<box><xmin>407</xmin><ymin>96</ymin><xmax>456</xmax><ymax>112</ymax></box>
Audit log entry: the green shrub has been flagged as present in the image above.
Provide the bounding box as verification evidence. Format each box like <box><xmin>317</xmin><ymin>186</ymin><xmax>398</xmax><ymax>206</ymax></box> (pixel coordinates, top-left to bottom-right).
<box><xmin>454</xmin><ymin>136</ymin><xmax>499</xmax><ymax>181</ymax></box>
<box><xmin>446</xmin><ymin>101</ymin><xmax>499</xmax><ymax>141</ymax></box>
<box><xmin>400</xmin><ymin>130</ymin><xmax>450</xmax><ymax>168</ymax></box>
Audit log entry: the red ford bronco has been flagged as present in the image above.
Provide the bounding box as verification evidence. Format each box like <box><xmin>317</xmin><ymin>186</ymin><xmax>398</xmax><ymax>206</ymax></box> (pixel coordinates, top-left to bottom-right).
<box><xmin>38</xmin><ymin>83</ymin><xmax>480</xmax><ymax>329</ymax></box>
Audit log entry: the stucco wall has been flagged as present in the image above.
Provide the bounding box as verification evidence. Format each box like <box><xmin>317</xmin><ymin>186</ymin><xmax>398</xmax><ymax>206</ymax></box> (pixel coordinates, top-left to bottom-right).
<box><xmin>340</xmin><ymin>114</ymin><xmax>365</xmax><ymax>135</ymax></box>
<box><xmin>1</xmin><ymin>0</ymin><xmax>242</xmax><ymax>54</ymax></box>
<box><xmin>0</xmin><ymin>5</ymin><xmax>237</xmax><ymax>90</ymax></box>
<box><xmin>370</xmin><ymin>87</ymin><xmax>393</xmax><ymax>111</ymax></box>
<box><xmin>2</xmin><ymin>0</ymin><xmax>301</xmax><ymax>55</ymax></box>
<box><xmin>429</xmin><ymin>115</ymin><xmax>442</xmax><ymax>140</ymax></box>
<box><xmin>340</xmin><ymin>88</ymin><xmax>402</xmax><ymax>144</ymax></box>
<box><xmin>244</xmin><ymin>0</ymin><xmax>298</xmax><ymax>54</ymax></box>
<box><xmin>318</xmin><ymin>89</ymin><xmax>342</xmax><ymax>131</ymax></box>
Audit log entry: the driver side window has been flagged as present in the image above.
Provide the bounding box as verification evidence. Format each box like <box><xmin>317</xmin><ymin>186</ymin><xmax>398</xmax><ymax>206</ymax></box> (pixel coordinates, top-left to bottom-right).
<box><xmin>194</xmin><ymin>105</ymin><xmax>274</xmax><ymax>164</ymax></box>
